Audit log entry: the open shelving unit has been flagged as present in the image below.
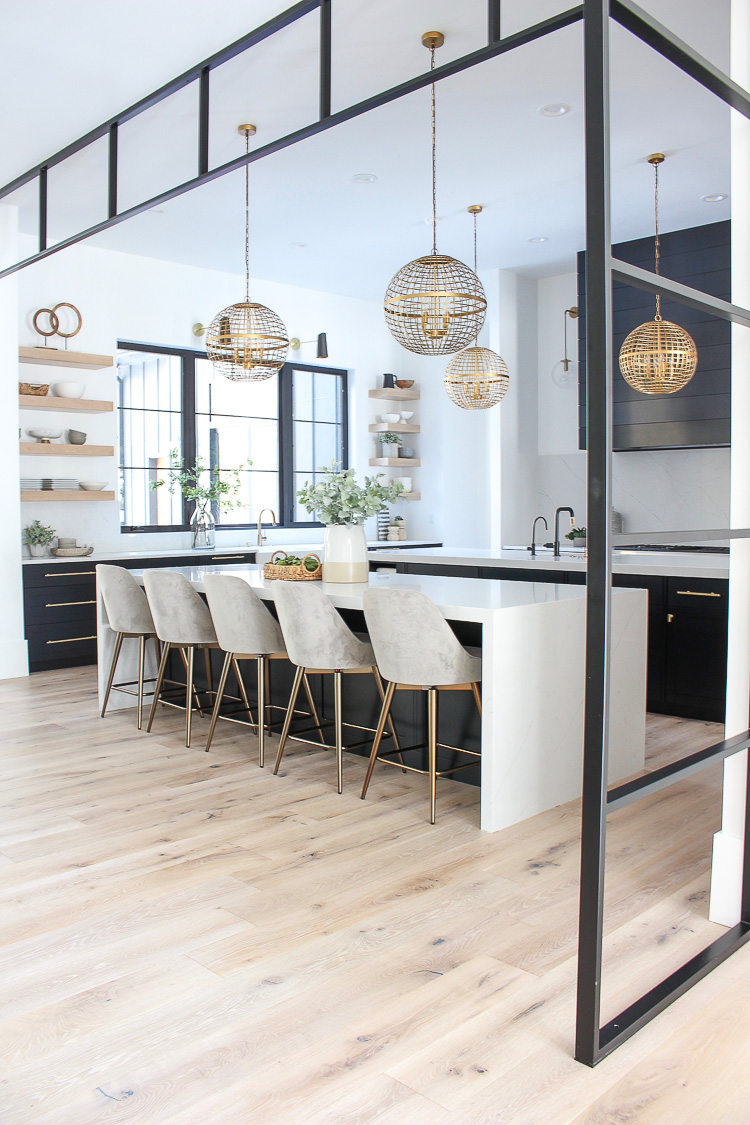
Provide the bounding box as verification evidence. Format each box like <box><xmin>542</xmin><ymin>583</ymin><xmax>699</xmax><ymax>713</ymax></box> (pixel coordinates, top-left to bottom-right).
<box><xmin>368</xmin><ymin>388</ymin><xmax>420</xmax><ymax>401</ymax></box>
<box><xmin>369</xmin><ymin>457</ymin><xmax>420</xmax><ymax>467</ymax></box>
<box><xmin>368</xmin><ymin>422</ymin><xmax>420</xmax><ymax>434</ymax></box>
<box><xmin>19</xmin><ymin>394</ymin><xmax>113</xmax><ymax>413</ymax></box>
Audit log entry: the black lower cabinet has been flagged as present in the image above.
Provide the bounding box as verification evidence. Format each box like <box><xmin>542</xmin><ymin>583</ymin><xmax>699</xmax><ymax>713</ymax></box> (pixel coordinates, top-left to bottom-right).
<box><xmin>23</xmin><ymin>551</ymin><xmax>257</xmax><ymax>672</ymax></box>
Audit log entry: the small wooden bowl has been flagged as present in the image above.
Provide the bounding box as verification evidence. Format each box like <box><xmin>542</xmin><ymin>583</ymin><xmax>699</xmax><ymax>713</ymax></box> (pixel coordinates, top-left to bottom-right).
<box><xmin>395</xmin><ymin>379</ymin><xmax>414</xmax><ymax>389</ymax></box>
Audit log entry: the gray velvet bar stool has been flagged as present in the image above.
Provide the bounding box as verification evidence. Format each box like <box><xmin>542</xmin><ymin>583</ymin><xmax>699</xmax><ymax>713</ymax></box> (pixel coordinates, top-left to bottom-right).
<box><xmin>144</xmin><ymin>569</ymin><xmax>220</xmax><ymax>747</ymax></box>
<box><xmin>272</xmin><ymin>581</ymin><xmax>399</xmax><ymax>794</ymax></box>
<box><xmin>97</xmin><ymin>564</ymin><xmax>159</xmax><ymax>730</ymax></box>
<box><xmin>202</xmin><ymin>573</ymin><xmax>322</xmax><ymax>764</ymax></box>
<box><xmin>361</xmin><ymin>587</ymin><xmax>482</xmax><ymax>824</ymax></box>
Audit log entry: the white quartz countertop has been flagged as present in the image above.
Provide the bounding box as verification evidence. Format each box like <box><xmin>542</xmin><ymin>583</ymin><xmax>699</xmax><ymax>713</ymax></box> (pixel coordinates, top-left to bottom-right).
<box><xmin>367</xmin><ymin>545</ymin><xmax>730</xmax><ymax>580</ymax></box>
<box><xmin>127</xmin><ymin>563</ymin><xmax>586</xmax><ymax>624</ymax></box>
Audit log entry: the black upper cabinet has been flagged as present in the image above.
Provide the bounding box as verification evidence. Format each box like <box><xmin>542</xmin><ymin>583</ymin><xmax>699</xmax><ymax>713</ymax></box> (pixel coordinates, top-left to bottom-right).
<box><xmin>578</xmin><ymin>220</ymin><xmax>730</xmax><ymax>452</ymax></box>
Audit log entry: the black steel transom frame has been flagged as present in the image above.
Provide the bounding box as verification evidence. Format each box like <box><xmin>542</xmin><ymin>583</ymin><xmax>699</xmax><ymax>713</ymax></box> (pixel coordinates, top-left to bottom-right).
<box><xmin>4</xmin><ymin>0</ymin><xmax>750</xmax><ymax>1068</ymax></box>
<box><xmin>578</xmin><ymin>0</ymin><xmax>750</xmax><ymax>1068</ymax></box>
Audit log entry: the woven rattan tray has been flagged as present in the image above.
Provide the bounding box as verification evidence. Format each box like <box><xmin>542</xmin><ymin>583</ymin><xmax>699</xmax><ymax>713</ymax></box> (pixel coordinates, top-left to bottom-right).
<box><xmin>51</xmin><ymin>546</ymin><xmax>94</xmax><ymax>557</ymax></box>
<box><xmin>263</xmin><ymin>551</ymin><xmax>322</xmax><ymax>581</ymax></box>
<box><xmin>19</xmin><ymin>382</ymin><xmax>50</xmax><ymax>396</ymax></box>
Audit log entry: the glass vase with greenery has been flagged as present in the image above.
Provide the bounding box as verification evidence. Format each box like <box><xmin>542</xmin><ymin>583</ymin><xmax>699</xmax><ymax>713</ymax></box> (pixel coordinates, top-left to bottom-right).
<box><xmin>150</xmin><ymin>448</ymin><xmax>250</xmax><ymax>548</ymax></box>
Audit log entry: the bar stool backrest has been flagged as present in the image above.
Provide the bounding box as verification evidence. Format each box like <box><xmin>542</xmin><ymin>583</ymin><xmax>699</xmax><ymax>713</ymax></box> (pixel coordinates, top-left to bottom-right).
<box><xmin>143</xmin><ymin>569</ymin><xmax>217</xmax><ymax>646</ymax></box>
<box><xmin>203</xmin><ymin>573</ymin><xmax>284</xmax><ymax>655</ymax></box>
<box><xmin>273</xmin><ymin>581</ymin><xmax>372</xmax><ymax>670</ymax></box>
<box><xmin>363</xmin><ymin>587</ymin><xmax>481</xmax><ymax>686</ymax></box>
<box><xmin>97</xmin><ymin>564</ymin><xmax>154</xmax><ymax>635</ymax></box>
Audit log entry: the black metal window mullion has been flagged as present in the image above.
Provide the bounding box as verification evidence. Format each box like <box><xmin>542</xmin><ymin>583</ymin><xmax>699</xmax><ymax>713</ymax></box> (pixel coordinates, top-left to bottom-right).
<box><xmin>181</xmin><ymin>351</ymin><xmax>197</xmax><ymax>528</ymax></box>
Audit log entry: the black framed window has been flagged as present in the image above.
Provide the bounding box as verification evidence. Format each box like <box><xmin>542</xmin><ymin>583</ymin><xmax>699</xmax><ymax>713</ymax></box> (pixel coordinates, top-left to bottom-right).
<box><xmin>117</xmin><ymin>343</ymin><xmax>347</xmax><ymax>532</ymax></box>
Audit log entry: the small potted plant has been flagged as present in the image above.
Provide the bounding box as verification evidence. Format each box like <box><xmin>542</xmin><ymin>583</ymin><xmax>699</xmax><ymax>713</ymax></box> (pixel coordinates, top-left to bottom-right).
<box><xmin>25</xmin><ymin>519</ymin><xmax>56</xmax><ymax>557</ymax></box>
<box><xmin>150</xmin><ymin>448</ymin><xmax>250</xmax><ymax>549</ymax></box>
<box><xmin>379</xmin><ymin>431</ymin><xmax>402</xmax><ymax>458</ymax></box>
<box><xmin>565</xmin><ymin>526</ymin><xmax>587</xmax><ymax>548</ymax></box>
<box><xmin>297</xmin><ymin>461</ymin><xmax>404</xmax><ymax>582</ymax></box>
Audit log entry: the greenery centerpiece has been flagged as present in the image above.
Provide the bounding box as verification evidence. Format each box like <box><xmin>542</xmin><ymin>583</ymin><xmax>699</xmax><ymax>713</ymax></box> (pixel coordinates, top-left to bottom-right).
<box><xmin>150</xmin><ymin>448</ymin><xmax>250</xmax><ymax>548</ymax></box>
<box><xmin>297</xmin><ymin>461</ymin><xmax>404</xmax><ymax>582</ymax></box>
<box><xmin>24</xmin><ymin>519</ymin><xmax>56</xmax><ymax>557</ymax></box>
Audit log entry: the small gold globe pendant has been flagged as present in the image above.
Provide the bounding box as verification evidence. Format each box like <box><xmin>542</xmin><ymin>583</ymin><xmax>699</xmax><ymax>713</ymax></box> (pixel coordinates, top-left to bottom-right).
<box><xmin>619</xmin><ymin>314</ymin><xmax>697</xmax><ymax>395</ymax></box>
<box><xmin>444</xmin><ymin>346</ymin><xmax>509</xmax><ymax>409</ymax></box>
<box><xmin>205</xmin><ymin>301</ymin><xmax>289</xmax><ymax>382</ymax></box>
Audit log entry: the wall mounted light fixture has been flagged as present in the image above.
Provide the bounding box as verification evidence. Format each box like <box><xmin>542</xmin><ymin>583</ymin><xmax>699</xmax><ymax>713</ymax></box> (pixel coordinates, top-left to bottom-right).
<box><xmin>551</xmin><ymin>306</ymin><xmax>579</xmax><ymax>387</ymax></box>
<box><xmin>289</xmin><ymin>332</ymin><xmax>328</xmax><ymax>359</ymax></box>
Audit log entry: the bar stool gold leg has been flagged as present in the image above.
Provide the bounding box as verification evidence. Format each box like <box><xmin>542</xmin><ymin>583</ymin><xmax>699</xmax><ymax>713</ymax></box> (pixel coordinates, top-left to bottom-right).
<box><xmin>302</xmin><ymin>674</ymin><xmax>326</xmax><ymax>743</ymax></box>
<box><xmin>471</xmin><ymin>681</ymin><xmax>482</xmax><ymax>716</ymax></box>
<box><xmin>232</xmin><ymin>657</ymin><xmax>256</xmax><ymax>731</ymax></box>
<box><xmin>204</xmin><ymin>646</ymin><xmax>214</xmax><ymax>696</ymax></box>
<box><xmin>101</xmin><ymin>631</ymin><xmax>124</xmax><ymax>718</ymax></box>
<box><xmin>137</xmin><ymin>635</ymin><xmax>146</xmax><ymax>730</ymax></box>
<box><xmin>147</xmin><ymin>641</ymin><xmax>171</xmax><ymax>732</ymax></box>
<box><xmin>334</xmin><ymin>670</ymin><xmax>343</xmax><ymax>794</ymax></box>
<box><xmin>178</xmin><ymin>647</ymin><xmax>204</xmax><ymax>717</ymax></box>
<box><xmin>205</xmin><ymin>651</ymin><xmax>233</xmax><ymax>752</ymax></box>
<box><xmin>428</xmin><ymin>687</ymin><xmax>438</xmax><ymax>825</ymax></box>
<box><xmin>273</xmin><ymin>665</ymin><xmax>304</xmax><ymax>774</ymax></box>
<box><xmin>372</xmin><ymin>666</ymin><xmax>404</xmax><ymax>767</ymax></box>
<box><xmin>361</xmin><ymin>680</ymin><xmax>396</xmax><ymax>799</ymax></box>
<box><xmin>186</xmin><ymin>647</ymin><xmax>196</xmax><ymax>748</ymax></box>
<box><xmin>257</xmin><ymin>655</ymin><xmax>266</xmax><ymax>768</ymax></box>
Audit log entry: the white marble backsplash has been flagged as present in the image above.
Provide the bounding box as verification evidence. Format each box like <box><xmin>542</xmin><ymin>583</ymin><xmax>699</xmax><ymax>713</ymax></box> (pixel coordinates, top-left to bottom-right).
<box><xmin>535</xmin><ymin>447</ymin><xmax>730</xmax><ymax>536</ymax></box>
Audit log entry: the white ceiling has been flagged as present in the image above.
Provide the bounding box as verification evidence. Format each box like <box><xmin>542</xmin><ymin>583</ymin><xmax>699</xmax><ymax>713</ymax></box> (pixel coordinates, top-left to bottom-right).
<box><xmin>2</xmin><ymin>0</ymin><xmax>733</xmax><ymax>299</ymax></box>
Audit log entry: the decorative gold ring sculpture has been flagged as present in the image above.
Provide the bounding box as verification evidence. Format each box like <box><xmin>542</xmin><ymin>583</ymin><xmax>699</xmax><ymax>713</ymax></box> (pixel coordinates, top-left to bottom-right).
<box><xmin>33</xmin><ymin>302</ymin><xmax>82</xmax><ymax>340</ymax></box>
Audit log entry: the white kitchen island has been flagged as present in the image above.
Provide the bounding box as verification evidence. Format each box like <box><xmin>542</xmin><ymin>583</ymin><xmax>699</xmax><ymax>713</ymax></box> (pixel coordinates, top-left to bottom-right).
<box><xmin>97</xmin><ymin>564</ymin><xmax>647</xmax><ymax>833</ymax></box>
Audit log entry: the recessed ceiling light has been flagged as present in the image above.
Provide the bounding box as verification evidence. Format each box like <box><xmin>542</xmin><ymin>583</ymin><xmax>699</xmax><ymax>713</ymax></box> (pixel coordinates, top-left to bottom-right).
<box><xmin>289</xmin><ymin>242</ymin><xmax>308</xmax><ymax>249</ymax></box>
<box><xmin>352</xmin><ymin>173</ymin><xmax>378</xmax><ymax>184</ymax></box>
<box><xmin>538</xmin><ymin>103</ymin><xmax>571</xmax><ymax>117</ymax></box>
<box><xmin>701</xmin><ymin>192</ymin><xmax>728</xmax><ymax>202</ymax></box>
<box><xmin>527</xmin><ymin>236</ymin><xmax>548</xmax><ymax>243</ymax></box>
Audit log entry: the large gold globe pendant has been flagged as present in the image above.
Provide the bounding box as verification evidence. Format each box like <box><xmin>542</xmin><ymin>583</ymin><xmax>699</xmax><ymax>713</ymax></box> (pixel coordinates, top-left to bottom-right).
<box><xmin>619</xmin><ymin>314</ymin><xmax>697</xmax><ymax>395</ymax></box>
<box><xmin>384</xmin><ymin>253</ymin><xmax>487</xmax><ymax>356</ymax></box>
<box><xmin>444</xmin><ymin>346</ymin><xmax>509</xmax><ymax>410</ymax></box>
<box><xmin>205</xmin><ymin>301</ymin><xmax>289</xmax><ymax>382</ymax></box>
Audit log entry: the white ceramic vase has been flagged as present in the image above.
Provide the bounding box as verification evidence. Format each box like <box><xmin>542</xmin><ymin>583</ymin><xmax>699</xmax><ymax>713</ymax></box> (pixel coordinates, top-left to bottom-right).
<box><xmin>28</xmin><ymin>543</ymin><xmax>47</xmax><ymax>557</ymax></box>
<box><xmin>323</xmin><ymin>524</ymin><xmax>368</xmax><ymax>583</ymax></box>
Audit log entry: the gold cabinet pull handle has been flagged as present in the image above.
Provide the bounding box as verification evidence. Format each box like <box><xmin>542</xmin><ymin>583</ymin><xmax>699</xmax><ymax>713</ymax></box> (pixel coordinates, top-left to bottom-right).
<box><xmin>46</xmin><ymin>635</ymin><xmax>96</xmax><ymax>644</ymax></box>
<box><xmin>667</xmin><ymin>613</ymin><xmax>675</xmax><ymax>623</ymax></box>
<box><xmin>675</xmin><ymin>589</ymin><xmax>721</xmax><ymax>598</ymax></box>
<box><xmin>44</xmin><ymin>571</ymin><xmax>96</xmax><ymax>577</ymax></box>
<box><xmin>45</xmin><ymin>600</ymin><xmax>96</xmax><ymax>607</ymax></box>
<box><xmin>211</xmin><ymin>555</ymin><xmax>244</xmax><ymax>560</ymax></box>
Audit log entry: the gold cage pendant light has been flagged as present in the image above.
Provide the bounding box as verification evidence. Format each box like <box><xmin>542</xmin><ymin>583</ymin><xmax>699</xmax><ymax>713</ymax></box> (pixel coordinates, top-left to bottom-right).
<box><xmin>619</xmin><ymin>154</ymin><xmax>697</xmax><ymax>395</ymax></box>
<box><xmin>206</xmin><ymin>125</ymin><xmax>289</xmax><ymax>382</ymax></box>
<box><xmin>444</xmin><ymin>205</ymin><xmax>509</xmax><ymax>409</ymax></box>
<box><xmin>384</xmin><ymin>32</ymin><xmax>487</xmax><ymax>356</ymax></box>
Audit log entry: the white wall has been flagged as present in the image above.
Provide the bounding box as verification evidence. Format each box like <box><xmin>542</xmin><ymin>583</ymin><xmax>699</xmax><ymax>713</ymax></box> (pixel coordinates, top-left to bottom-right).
<box><xmin>535</xmin><ymin>270</ymin><xmax>731</xmax><ymax>537</ymax></box>
<box><xmin>15</xmin><ymin>237</ymin><xmax>450</xmax><ymax>556</ymax></box>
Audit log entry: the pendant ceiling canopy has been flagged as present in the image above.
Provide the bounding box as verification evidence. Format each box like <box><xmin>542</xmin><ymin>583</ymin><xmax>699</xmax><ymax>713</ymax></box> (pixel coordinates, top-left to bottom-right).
<box><xmin>384</xmin><ymin>32</ymin><xmax>486</xmax><ymax>356</ymax></box>
<box><xmin>618</xmin><ymin>154</ymin><xmax>697</xmax><ymax>396</ymax></box>
<box><xmin>206</xmin><ymin>124</ymin><xmax>289</xmax><ymax>382</ymax></box>
<box><xmin>444</xmin><ymin>205</ymin><xmax>509</xmax><ymax>409</ymax></box>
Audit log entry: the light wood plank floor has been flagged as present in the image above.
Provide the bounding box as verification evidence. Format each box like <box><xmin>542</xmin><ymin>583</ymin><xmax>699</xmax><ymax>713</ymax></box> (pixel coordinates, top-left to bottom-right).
<box><xmin>1</xmin><ymin>667</ymin><xmax>749</xmax><ymax>1124</ymax></box>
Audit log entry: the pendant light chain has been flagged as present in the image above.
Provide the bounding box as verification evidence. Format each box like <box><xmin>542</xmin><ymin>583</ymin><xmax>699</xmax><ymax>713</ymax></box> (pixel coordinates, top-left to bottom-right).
<box><xmin>473</xmin><ymin>208</ymin><xmax>479</xmax><ymax>345</ymax></box>
<box><xmin>430</xmin><ymin>45</ymin><xmax>437</xmax><ymax>255</ymax></box>
<box><xmin>244</xmin><ymin>129</ymin><xmax>250</xmax><ymax>303</ymax></box>
<box><xmin>654</xmin><ymin>157</ymin><xmax>661</xmax><ymax>320</ymax></box>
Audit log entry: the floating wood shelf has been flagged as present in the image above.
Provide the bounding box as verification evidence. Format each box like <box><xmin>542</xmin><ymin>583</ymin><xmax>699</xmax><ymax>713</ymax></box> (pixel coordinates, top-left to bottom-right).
<box><xmin>20</xmin><ymin>443</ymin><xmax>114</xmax><ymax>457</ymax></box>
<box><xmin>368</xmin><ymin>388</ymin><xmax>420</xmax><ymax>401</ymax></box>
<box><xmin>19</xmin><ymin>394</ymin><xmax>114</xmax><ymax>413</ymax></box>
<box><xmin>20</xmin><ymin>490</ymin><xmax>115</xmax><ymax>502</ymax></box>
<box><xmin>400</xmin><ymin>493</ymin><xmax>420</xmax><ymax>501</ymax></box>
<box><xmin>369</xmin><ymin>457</ymin><xmax>420</xmax><ymax>467</ymax></box>
<box><xmin>19</xmin><ymin>346</ymin><xmax>113</xmax><ymax>369</ymax></box>
<box><xmin>368</xmin><ymin>422</ymin><xmax>420</xmax><ymax>434</ymax></box>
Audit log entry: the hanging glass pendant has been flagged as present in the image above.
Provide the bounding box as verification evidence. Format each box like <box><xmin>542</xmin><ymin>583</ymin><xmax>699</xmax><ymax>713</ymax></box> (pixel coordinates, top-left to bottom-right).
<box><xmin>384</xmin><ymin>33</ymin><xmax>486</xmax><ymax>356</ymax></box>
<box><xmin>444</xmin><ymin>205</ymin><xmax>509</xmax><ymax>409</ymax></box>
<box><xmin>619</xmin><ymin>154</ymin><xmax>697</xmax><ymax>395</ymax></box>
<box><xmin>206</xmin><ymin>124</ymin><xmax>289</xmax><ymax>382</ymax></box>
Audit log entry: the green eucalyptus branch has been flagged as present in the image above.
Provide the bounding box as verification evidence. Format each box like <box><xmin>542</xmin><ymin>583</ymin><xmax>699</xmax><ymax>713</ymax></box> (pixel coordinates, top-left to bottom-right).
<box><xmin>150</xmin><ymin>448</ymin><xmax>251</xmax><ymax>511</ymax></box>
<box><xmin>296</xmin><ymin>460</ymin><xmax>404</xmax><ymax>526</ymax></box>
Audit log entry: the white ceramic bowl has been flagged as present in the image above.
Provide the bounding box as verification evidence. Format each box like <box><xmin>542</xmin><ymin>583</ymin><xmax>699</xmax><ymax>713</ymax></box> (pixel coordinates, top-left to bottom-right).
<box><xmin>26</xmin><ymin>428</ymin><xmax>63</xmax><ymax>441</ymax></box>
<box><xmin>399</xmin><ymin>411</ymin><xmax>414</xmax><ymax>422</ymax></box>
<box><xmin>384</xmin><ymin>413</ymin><xmax>400</xmax><ymax>423</ymax></box>
<box><xmin>52</xmin><ymin>381</ymin><xmax>85</xmax><ymax>399</ymax></box>
<box><xmin>79</xmin><ymin>480</ymin><xmax>107</xmax><ymax>491</ymax></box>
